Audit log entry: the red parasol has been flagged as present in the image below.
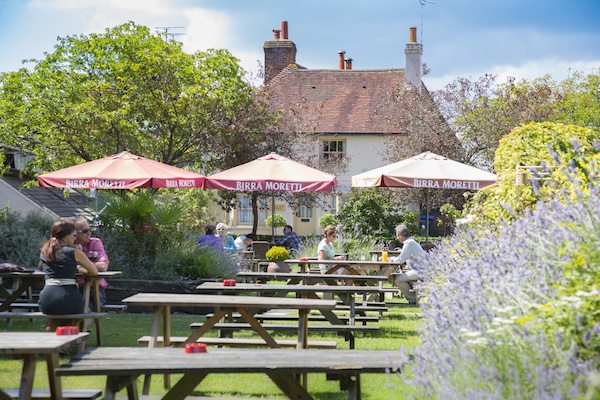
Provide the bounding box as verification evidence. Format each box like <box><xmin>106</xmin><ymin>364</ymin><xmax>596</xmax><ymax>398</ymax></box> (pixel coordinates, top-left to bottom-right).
<box><xmin>37</xmin><ymin>151</ymin><xmax>204</xmax><ymax>189</ymax></box>
<box><xmin>205</xmin><ymin>153</ymin><xmax>337</xmax><ymax>240</ymax></box>
<box><xmin>352</xmin><ymin>151</ymin><xmax>497</xmax><ymax>240</ymax></box>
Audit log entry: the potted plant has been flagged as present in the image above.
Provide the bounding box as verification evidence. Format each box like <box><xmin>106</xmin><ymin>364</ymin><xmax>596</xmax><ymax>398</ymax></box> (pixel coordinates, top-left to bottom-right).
<box><xmin>265</xmin><ymin>245</ymin><xmax>290</xmax><ymax>273</ymax></box>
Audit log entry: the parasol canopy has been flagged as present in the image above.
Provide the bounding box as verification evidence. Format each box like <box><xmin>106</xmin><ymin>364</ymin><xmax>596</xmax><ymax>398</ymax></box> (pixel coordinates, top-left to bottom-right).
<box><xmin>205</xmin><ymin>153</ymin><xmax>337</xmax><ymax>241</ymax></box>
<box><xmin>37</xmin><ymin>151</ymin><xmax>205</xmax><ymax>189</ymax></box>
<box><xmin>351</xmin><ymin>151</ymin><xmax>497</xmax><ymax>190</ymax></box>
<box><xmin>205</xmin><ymin>152</ymin><xmax>337</xmax><ymax>192</ymax></box>
<box><xmin>351</xmin><ymin>151</ymin><xmax>497</xmax><ymax>240</ymax></box>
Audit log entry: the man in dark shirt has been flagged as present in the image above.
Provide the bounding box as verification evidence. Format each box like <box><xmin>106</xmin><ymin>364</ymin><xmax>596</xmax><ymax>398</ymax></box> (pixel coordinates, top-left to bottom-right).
<box><xmin>275</xmin><ymin>225</ymin><xmax>303</xmax><ymax>257</ymax></box>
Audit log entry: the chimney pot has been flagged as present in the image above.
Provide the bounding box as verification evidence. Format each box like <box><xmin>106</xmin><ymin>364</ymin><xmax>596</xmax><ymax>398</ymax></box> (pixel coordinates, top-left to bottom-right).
<box><xmin>409</xmin><ymin>26</ymin><xmax>417</xmax><ymax>43</ymax></box>
<box><xmin>338</xmin><ymin>50</ymin><xmax>346</xmax><ymax>70</ymax></box>
<box><xmin>281</xmin><ymin>21</ymin><xmax>288</xmax><ymax>40</ymax></box>
<box><xmin>345</xmin><ymin>57</ymin><xmax>353</xmax><ymax>70</ymax></box>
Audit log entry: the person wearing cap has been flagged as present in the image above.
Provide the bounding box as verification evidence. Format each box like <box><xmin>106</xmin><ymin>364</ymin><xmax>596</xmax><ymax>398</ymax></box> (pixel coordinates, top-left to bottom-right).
<box><xmin>216</xmin><ymin>222</ymin><xmax>236</xmax><ymax>253</ymax></box>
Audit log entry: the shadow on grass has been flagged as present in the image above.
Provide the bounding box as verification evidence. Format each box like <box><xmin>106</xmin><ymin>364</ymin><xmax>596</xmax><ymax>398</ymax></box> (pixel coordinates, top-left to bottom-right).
<box><xmin>192</xmin><ymin>389</ymin><xmax>349</xmax><ymax>399</ymax></box>
<box><xmin>383</xmin><ymin>313</ymin><xmax>423</xmax><ymax>321</ymax></box>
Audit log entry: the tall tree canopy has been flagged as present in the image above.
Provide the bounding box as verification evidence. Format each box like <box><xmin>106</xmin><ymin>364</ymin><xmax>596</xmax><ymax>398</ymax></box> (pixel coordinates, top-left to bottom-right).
<box><xmin>0</xmin><ymin>22</ymin><xmax>283</xmax><ymax>175</ymax></box>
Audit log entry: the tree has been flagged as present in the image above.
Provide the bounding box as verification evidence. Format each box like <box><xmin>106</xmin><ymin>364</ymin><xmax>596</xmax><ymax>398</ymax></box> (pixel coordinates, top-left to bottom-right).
<box><xmin>339</xmin><ymin>188</ymin><xmax>404</xmax><ymax>238</ymax></box>
<box><xmin>0</xmin><ymin>22</ymin><xmax>272</xmax><ymax>174</ymax></box>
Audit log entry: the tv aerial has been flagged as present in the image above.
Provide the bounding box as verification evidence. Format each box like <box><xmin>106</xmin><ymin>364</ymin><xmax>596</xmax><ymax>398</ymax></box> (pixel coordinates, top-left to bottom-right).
<box><xmin>418</xmin><ymin>0</ymin><xmax>436</xmax><ymax>43</ymax></box>
<box><xmin>155</xmin><ymin>26</ymin><xmax>186</xmax><ymax>42</ymax></box>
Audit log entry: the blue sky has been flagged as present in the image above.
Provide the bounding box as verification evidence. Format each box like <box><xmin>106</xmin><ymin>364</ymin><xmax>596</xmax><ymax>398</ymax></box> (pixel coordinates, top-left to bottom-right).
<box><xmin>0</xmin><ymin>0</ymin><xmax>598</xmax><ymax>89</ymax></box>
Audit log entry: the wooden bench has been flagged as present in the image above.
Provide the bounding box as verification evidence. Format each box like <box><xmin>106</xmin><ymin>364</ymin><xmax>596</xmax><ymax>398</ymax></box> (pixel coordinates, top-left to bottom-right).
<box><xmin>101</xmin><ymin>304</ymin><xmax>127</xmax><ymax>312</ymax></box>
<box><xmin>137</xmin><ymin>336</ymin><xmax>338</xmax><ymax>349</ymax></box>
<box><xmin>206</xmin><ymin>312</ymin><xmax>379</xmax><ymax>324</ymax></box>
<box><xmin>9</xmin><ymin>303</ymin><xmax>126</xmax><ymax>313</ymax></box>
<box><xmin>1</xmin><ymin>388</ymin><xmax>102</xmax><ymax>400</ymax></box>
<box><xmin>190</xmin><ymin>322</ymin><xmax>379</xmax><ymax>334</ymax></box>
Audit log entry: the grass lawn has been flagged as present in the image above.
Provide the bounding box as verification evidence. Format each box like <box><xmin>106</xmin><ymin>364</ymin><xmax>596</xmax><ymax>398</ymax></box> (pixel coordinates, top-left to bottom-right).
<box><xmin>0</xmin><ymin>296</ymin><xmax>422</xmax><ymax>399</ymax></box>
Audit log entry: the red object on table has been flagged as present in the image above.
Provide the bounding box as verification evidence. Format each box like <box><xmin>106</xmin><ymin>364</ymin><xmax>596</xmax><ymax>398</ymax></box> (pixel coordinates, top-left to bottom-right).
<box><xmin>299</xmin><ymin>257</ymin><xmax>309</xmax><ymax>261</ymax></box>
<box><xmin>56</xmin><ymin>326</ymin><xmax>80</xmax><ymax>335</ymax></box>
<box><xmin>223</xmin><ymin>279</ymin><xmax>237</xmax><ymax>286</ymax></box>
<box><xmin>184</xmin><ymin>343</ymin><xmax>207</xmax><ymax>353</ymax></box>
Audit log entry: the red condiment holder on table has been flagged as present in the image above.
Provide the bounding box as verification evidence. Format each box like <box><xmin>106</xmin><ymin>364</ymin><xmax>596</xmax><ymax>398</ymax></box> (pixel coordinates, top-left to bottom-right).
<box><xmin>184</xmin><ymin>343</ymin><xmax>207</xmax><ymax>353</ymax></box>
<box><xmin>56</xmin><ymin>326</ymin><xmax>80</xmax><ymax>335</ymax></box>
<box><xmin>299</xmin><ymin>257</ymin><xmax>309</xmax><ymax>262</ymax></box>
<box><xmin>223</xmin><ymin>279</ymin><xmax>237</xmax><ymax>286</ymax></box>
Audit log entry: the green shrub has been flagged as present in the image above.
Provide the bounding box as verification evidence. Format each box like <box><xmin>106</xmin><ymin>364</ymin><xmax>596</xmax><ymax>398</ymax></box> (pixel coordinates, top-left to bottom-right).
<box><xmin>265</xmin><ymin>246</ymin><xmax>289</xmax><ymax>261</ymax></box>
<box><xmin>339</xmin><ymin>188</ymin><xmax>404</xmax><ymax>238</ymax></box>
<box><xmin>154</xmin><ymin>245</ymin><xmax>236</xmax><ymax>280</ymax></box>
<box><xmin>318</xmin><ymin>213</ymin><xmax>338</xmax><ymax>228</ymax></box>
<box><xmin>264</xmin><ymin>213</ymin><xmax>286</xmax><ymax>228</ymax></box>
<box><xmin>0</xmin><ymin>209</ymin><xmax>52</xmax><ymax>267</ymax></box>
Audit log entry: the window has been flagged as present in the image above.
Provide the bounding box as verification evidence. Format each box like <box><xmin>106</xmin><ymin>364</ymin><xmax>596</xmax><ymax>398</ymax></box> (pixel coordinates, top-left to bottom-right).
<box><xmin>296</xmin><ymin>205</ymin><xmax>313</xmax><ymax>219</ymax></box>
<box><xmin>321</xmin><ymin>140</ymin><xmax>345</xmax><ymax>160</ymax></box>
<box><xmin>237</xmin><ymin>195</ymin><xmax>268</xmax><ymax>225</ymax></box>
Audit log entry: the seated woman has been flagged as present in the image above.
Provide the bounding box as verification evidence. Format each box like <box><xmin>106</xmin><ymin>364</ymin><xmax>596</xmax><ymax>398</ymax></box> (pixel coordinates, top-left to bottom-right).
<box><xmin>317</xmin><ymin>225</ymin><xmax>346</xmax><ymax>274</ymax></box>
<box><xmin>38</xmin><ymin>220</ymin><xmax>98</xmax><ymax>329</ymax></box>
<box><xmin>216</xmin><ymin>222</ymin><xmax>237</xmax><ymax>253</ymax></box>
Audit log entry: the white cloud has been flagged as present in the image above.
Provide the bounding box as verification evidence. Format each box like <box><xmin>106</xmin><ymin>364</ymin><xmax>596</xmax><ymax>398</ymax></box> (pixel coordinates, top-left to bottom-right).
<box><xmin>424</xmin><ymin>58</ymin><xmax>600</xmax><ymax>90</ymax></box>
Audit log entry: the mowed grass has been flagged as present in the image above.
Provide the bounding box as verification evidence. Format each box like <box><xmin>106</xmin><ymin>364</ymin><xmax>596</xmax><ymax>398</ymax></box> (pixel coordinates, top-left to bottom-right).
<box><xmin>0</xmin><ymin>296</ymin><xmax>422</xmax><ymax>399</ymax></box>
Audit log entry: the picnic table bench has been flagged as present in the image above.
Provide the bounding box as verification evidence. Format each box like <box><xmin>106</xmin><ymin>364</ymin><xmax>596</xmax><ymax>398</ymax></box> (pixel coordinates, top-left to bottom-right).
<box><xmin>122</xmin><ymin>292</ymin><xmax>337</xmax><ymax>394</ymax></box>
<box><xmin>0</xmin><ymin>332</ymin><xmax>96</xmax><ymax>400</ymax></box>
<box><xmin>236</xmin><ymin>271</ymin><xmax>388</xmax><ymax>285</ymax></box>
<box><xmin>196</xmin><ymin>282</ymin><xmax>383</xmax><ymax>349</ymax></box>
<box><xmin>55</xmin><ymin>347</ymin><xmax>403</xmax><ymax>400</ymax></box>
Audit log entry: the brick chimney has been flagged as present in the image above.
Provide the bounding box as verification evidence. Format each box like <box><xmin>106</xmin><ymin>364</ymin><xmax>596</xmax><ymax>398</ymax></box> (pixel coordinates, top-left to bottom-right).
<box><xmin>264</xmin><ymin>20</ymin><xmax>296</xmax><ymax>83</ymax></box>
<box><xmin>404</xmin><ymin>26</ymin><xmax>423</xmax><ymax>88</ymax></box>
<box><xmin>338</xmin><ymin>50</ymin><xmax>345</xmax><ymax>70</ymax></box>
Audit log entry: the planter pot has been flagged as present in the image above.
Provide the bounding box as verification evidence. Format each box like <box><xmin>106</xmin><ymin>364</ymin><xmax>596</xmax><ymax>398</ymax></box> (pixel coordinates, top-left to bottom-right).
<box><xmin>266</xmin><ymin>261</ymin><xmax>290</xmax><ymax>273</ymax></box>
<box><xmin>106</xmin><ymin>278</ymin><xmax>219</xmax><ymax>315</ymax></box>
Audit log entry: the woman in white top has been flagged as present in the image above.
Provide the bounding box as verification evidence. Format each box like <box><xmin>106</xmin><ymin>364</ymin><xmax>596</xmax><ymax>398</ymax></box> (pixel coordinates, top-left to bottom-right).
<box><xmin>317</xmin><ymin>225</ymin><xmax>345</xmax><ymax>274</ymax></box>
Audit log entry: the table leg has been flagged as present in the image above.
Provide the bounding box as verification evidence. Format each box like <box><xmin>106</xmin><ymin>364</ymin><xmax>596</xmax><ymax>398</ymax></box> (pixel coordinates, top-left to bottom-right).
<box><xmin>163</xmin><ymin>305</ymin><xmax>171</xmax><ymax>389</ymax></box>
<box><xmin>267</xmin><ymin>373</ymin><xmax>314</xmax><ymax>400</ymax></box>
<box><xmin>143</xmin><ymin>306</ymin><xmax>163</xmax><ymax>395</ymax></box>
<box><xmin>162</xmin><ymin>373</ymin><xmax>207</xmax><ymax>400</ymax></box>
<box><xmin>18</xmin><ymin>354</ymin><xmax>36</xmax><ymax>400</ymax></box>
<box><xmin>185</xmin><ymin>309</ymin><xmax>228</xmax><ymax>344</ymax></box>
<box><xmin>237</xmin><ymin>307</ymin><xmax>281</xmax><ymax>348</ymax></box>
<box><xmin>347</xmin><ymin>374</ymin><xmax>361</xmax><ymax>400</ymax></box>
<box><xmin>106</xmin><ymin>375</ymin><xmax>139</xmax><ymax>400</ymax></box>
<box><xmin>0</xmin><ymin>280</ymin><xmax>32</xmax><ymax>312</ymax></box>
<box><xmin>45</xmin><ymin>352</ymin><xmax>64</xmax><ymax>400</ymax></box>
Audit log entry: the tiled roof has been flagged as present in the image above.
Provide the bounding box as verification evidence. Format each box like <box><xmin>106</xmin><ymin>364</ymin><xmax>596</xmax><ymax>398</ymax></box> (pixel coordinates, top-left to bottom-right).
<box><xmin>267</xmin><ymin>68</ymin><xmax>413</xmax><ymax>134</ymax></box>
<box><xmin>2</xmin><ymin>175</ymin><xmax>96</xmax><ymax>218</ymax></box>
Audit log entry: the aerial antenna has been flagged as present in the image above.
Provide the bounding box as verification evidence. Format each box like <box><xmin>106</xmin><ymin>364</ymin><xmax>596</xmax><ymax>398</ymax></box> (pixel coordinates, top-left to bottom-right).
<box><xmin>418</xmin><ymin>0</ymin><xmax>436</xmax><ymax>44</ymax></box>
<box><xmin>155</xmin><ymin>26</ymin><xmax>186</xmax><ymax>42</ymax></box>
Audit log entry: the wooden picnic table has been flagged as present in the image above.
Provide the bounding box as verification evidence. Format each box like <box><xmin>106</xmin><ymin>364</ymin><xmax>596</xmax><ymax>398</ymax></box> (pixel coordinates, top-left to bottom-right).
<box><xmin>0</xmin><ymin>331</ymin><xmax>89</xmax><ymax>400</ymax></box>
<box><xmin>236</xmin><ymin>271</ymin><xmax>388</xmax><ymax>286</ymax></box>
<box><xmin>0</xmin><ymin>271</ymin><xmax>122</xmax><ymax>345</ymax></box>
<box><xmin>122</xmin><ymin>292</ymin><xmax>337</xmax><ymax>394</ymax></box>
<box><xmin>285</xmin><ymin>259</ymin><xmax>403</xmax><ymax>277</ymax></box>
<box><xmin>196</xmin><ymin>282</ymin><xmax>383</xmax><ymax>347</ymax></box>
<box><xmin>56</xmin><ymin>346</ymin><xmax>403</xmax><ymax>400</ymax></box>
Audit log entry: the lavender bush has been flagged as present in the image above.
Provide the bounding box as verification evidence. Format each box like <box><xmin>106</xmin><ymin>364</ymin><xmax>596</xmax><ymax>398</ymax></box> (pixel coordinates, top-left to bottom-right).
<box><xmin>398</xmin><ymin>157</ymin><xmax>599</xmax><ymax>399</ymax></box>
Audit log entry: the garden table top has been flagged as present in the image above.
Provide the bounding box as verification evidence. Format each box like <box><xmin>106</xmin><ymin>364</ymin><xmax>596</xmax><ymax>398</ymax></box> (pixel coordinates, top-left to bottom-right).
<box><xmin>56</xmin><ymin>346</ymin><xmax>402</xmax><ymax>400</ymax></box>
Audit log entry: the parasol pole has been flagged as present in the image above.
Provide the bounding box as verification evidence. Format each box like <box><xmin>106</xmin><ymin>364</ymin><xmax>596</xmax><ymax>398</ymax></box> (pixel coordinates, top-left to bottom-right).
<box><xmin>425</xmin><ymin>189</ymin><xmax>430</xmax><ymax>243</ymax></box>
<box><xmin>271</xmin><ymin>194</ymin><xmax>275</xmax><ymax>244</ymax></box>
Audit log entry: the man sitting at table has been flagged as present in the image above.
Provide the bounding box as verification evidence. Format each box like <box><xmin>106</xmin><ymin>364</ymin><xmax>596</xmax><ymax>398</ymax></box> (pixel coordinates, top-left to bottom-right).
<box><xmin>74</xmin><ymin>217</ymin><xmax>109</xmax><ymax>307</ymax></box>
<box><xmin>275</xmin><ymin>225</ymin><xmax>303</xmax><ymax>257</ymax></box>
<box><xmin>390</xmin><ymin>224</ymin><xmax>427</xmax><ymax>304</ymax></box>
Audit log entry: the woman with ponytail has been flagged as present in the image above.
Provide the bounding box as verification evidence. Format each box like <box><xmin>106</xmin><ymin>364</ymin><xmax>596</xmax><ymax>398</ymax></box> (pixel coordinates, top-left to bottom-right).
<box><xmin>38</xmin><ymin>220</ymin><xmax>98</xmax><ymax>323</ymax></box>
